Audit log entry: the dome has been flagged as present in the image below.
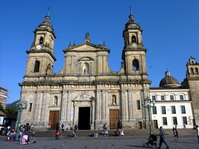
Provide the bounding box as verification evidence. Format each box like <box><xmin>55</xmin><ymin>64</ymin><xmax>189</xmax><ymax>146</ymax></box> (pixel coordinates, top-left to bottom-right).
<box><xmin>124</xmin><ymin>13</ymin><xmax>141</xmax><ymax>30</ymax></box>
<box><xmin>34</xmin><ymin>16</ymin><xmax>56</xmax><ymax>37</ymax></box>
<box><xmin>159</xmin><ymin>71</ymin><xmax>180</xmax><ymax>87</ymax></box>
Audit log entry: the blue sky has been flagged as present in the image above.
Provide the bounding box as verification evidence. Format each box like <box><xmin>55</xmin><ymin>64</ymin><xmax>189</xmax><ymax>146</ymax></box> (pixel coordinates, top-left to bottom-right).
<box><xmin>0</xmin><ymin>0</ymin><xmax>199</xmax><ymax>104</ymax></box>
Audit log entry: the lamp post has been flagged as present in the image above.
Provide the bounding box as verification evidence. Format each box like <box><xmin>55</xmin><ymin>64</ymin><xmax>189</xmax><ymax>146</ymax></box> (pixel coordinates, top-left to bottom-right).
<box><xmin>16</xmin><ymin>100</ymin><xmax>27</xmax><ymax>141</ymax></box>
<box><xmin>143</xmin><ymin>97</ymin><xmax>155</xmax><ymax>135</ymax></box>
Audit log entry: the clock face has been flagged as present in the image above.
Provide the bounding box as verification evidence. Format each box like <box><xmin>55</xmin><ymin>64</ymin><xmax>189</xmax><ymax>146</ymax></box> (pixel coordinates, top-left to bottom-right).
<box><xmin>36</xmin><ymin>45</ymin><xmax>41</xmax><ymax>50</ymax></box>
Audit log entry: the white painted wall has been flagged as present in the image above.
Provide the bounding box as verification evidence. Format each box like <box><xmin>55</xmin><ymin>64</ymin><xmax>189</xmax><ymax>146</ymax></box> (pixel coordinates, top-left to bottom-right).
<box><xmin>150</xmin><ymin>88</ymin><xmax>194</xmax><ymax>129</ymax></box>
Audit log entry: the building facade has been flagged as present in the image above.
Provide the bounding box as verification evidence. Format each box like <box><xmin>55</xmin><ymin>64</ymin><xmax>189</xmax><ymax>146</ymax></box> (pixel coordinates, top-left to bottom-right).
<box><xmin>150</xmin><ymin>71</ymin><xmax>194</xmax><ymax>129</ymax></box>
<box><xmin>0</xmin><ymin>87</ymin><xmax>8</xmax><ymax>109</ymax></box>
<box><xmin>19</xmin><ymin>11</ymin><xmax>199</xmax><ymax>130</ymax></box>
<box><xmin>19</xmin><ymin>12</ymin><xmax>151</xmax><ymax>130</ymax></box>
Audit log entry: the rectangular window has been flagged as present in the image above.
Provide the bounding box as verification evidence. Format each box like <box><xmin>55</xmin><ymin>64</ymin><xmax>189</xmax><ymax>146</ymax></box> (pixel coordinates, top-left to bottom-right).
<box><xmin>180</xmin><ymin>95</ymin><xmax>184</xmax><ymax>100</ymax></box>
<box><xmin>181</xmin><ymin>105</ymin><xmax>186</xmax><ymax>114</ymax></box>
<box><xmin>162</xmin><ymin>117</ymin><xmax>167</xmax><ymax>125</ymax></box>
<box><xmin>170</xmin><ymin>95</ymin><xmax>174</xmax><ymax>100</ymax></box>
<box><xmin>171</xmin><ymin>106</ymin><xmax>176</xmax><ymax>114</ymax></box>
<box><xmin>161</xmin><ymin>95</ymin><xmax>165</xmax><ymax>100</ymax></box>
<box><xmin>161</xmin><ymin>106</ymin><xmax>166</xmax><ymax>114</ymax></box>
<box><xmin>29</xmin><ymin>103</ymin><xmax>32</xmax><ymax>112</ymax></box>
<box><xmin>182</xmin><ymin>117</ymin><xmax>187</xmax><ymax>125</ymax></box>
<box><xmin>153</xmin><ymin>106</ymin><xmax>157</xmax><ymax>114</ymax></box>
<box><xmin>152</xmin><ymin>96</ymin><xmax>156</xmax><ymax>101</ymax></box>
<box><xmin>137</xmin><ymin>100</ymin><xmax>141</xmax><ymax>110</ymax></box>
<box><xmin>173</xmin><ymin>117</ymin><xmax>178</xmax><ymax>125</ymax></box>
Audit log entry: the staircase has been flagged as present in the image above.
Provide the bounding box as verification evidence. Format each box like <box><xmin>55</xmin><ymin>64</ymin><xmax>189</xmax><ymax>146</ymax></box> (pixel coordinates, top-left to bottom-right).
<box><xmin>34</xmin><ymin>129</ymin><xmax>196</xmax><ymax>137</ymax></box>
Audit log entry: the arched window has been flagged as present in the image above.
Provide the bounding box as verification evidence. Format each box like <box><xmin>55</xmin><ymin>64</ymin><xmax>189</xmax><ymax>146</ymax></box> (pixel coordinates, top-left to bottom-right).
<box><xmin>132</xmin><ymin>35</ymin><xmax>137</xmax><ymax>43</ymax></box>
<box><xmin>54</xmin><ymin>96</ymin><xmax>58</xmax><ymax>106</ymax></box>
<box><xmin>132</xmin><ymin>59</ymin><xmax>139</xmax><ymax>70</ymax></box>
<box><xmin>39</xmin><ymin>37</ymin><xmax>44</xmax><ymax>44</ymax></box>
<box><xmin>112</xmin><ymin>95</ymin><xmax>117</xmax><ymax>105</ymax></box>
<box><xmin>195</xmin><ymin>68</ymin><xmax>199</xmax><ymax>74</ymax></box>
<box><xmin>82</xmin><ymin>62</ymin><xmax>89</xmax><ymax>74</ymax></box>
<box><xmin>34</xmin><ymin>60</ymin><xmax>40</xmax><ymax>72</ymax></box>
<box><xmin>190</xmin><ymin>68</ymin><xmax>194</xmax><ymax>74</ymax></box>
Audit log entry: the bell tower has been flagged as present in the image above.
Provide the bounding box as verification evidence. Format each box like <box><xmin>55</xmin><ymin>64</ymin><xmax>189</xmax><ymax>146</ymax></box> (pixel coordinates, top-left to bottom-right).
<box><xmin>185</xmin><ymin>57</ymin><xmax>199</xmax><ymax>125</ymax></box>
<box><xmin>122</xmin><ymin>8</ymin><xmax>148</xmax><ymax>81</ymax></box>
<box><xmin>25</xmin><ymin>15</ymin><xmax>56</xmax><ymax>77</ymax></box>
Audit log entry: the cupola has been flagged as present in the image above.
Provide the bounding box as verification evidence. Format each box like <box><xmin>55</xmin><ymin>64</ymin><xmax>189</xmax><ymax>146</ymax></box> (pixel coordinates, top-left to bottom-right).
<box><xmin>159</xmin><ymin>71</ymin><xmax>180</xmax><ymax>88</ymax></box>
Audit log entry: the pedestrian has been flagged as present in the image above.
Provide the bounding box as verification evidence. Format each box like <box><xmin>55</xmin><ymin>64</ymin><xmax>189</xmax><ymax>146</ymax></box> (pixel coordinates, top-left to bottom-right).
<box><xmin>61</xmin><ymin>124</ymin><xmax>64</xmax><ymax>132</ymax></box>
<box><xmin>119</xmin><ymin>128</ymin><xmax>124</xmax><ymax>137</ymax></box>
<box><xmin>20</xmin><ymin>134</ymin><xmax>30</xmax><ymax>145</ymax></box>
<box><xmin>55</xmin><ymin>131</ymin><xmax>59</xmax><ymax>140</ymax></box>
<box><xmin>56</xmin><ymin>122</ymin><xmax>60</xmax><ymax>132</ymax></box>
<box><xmin>71</xmin><ymin>129</ymin><xmax>77</xmax><ymax>139</ymax></box>
<box><xmin>31</xmin><ymin>124</ymin><xmax>34</xmax><ymax>130</ymax></box>
<box><xmin>173</xmin><ymin>125</ymin><xmax>178</xmax><ymax>141</ymax></box>
<box><xmin>74</xmin><ymin>123</ymin><xmax>78</xmax><ymax>131</ymax></box>
<box><xmin>47</xmin><ymin>124</ymin><xmax>51</xmax><ymax>132</ymax></box>
<box><xmin>103</xmin><ymin>123</ymin><xmax>107</xmax><ymax>130</ymax></box>
<box><xmin>183</xmin><ymin>123</ymin><xmax>186</xmax><ymax>129</ymax></box>
<box><xmin>158</xmin><ymin>126</ymin><xmax>169</xmax><ymax>149</ymax></box>
<box><xmin>196</xmin><ymin>125</ymin><xmax>199</xmax><ymax>143</ymax></box>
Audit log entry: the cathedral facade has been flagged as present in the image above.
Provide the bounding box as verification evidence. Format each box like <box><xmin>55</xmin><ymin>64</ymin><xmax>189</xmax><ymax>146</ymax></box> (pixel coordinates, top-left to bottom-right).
<box><xmin>19</xmin><ymin>12</ymin><xmax>151</xmax><ymax>130</ymax></box>
<box><xmin>19</xmin><ymin>11</ymin><xmax>199</xmax><ymax>130</ymax></box>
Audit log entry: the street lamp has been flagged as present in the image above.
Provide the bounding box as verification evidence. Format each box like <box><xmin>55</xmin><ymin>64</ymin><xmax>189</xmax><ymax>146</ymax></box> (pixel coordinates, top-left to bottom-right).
<box><xmin>16</xmin><ymin>100</ymin><xmax>27</xmax><ymax>141</ymax></box>
<box><xmin>143</xmin><ymin>97</ymin><xmax>155</xmax><ymax>135</ymax></box>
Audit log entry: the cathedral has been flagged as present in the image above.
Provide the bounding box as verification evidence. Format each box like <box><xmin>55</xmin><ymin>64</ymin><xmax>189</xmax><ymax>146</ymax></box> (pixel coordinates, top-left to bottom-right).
<box><xmin>19</xmin><ymin>10</ymin><xmax>199</xmax><ymax>130</ymax></box>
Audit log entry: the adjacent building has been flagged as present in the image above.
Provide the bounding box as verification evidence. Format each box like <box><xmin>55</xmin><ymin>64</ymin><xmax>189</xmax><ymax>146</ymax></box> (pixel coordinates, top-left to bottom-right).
<box><xmin>0</xmin><ymin>87</ymin><xmax>8</xmax><ymax>109</ymax></box>
<box><xmin>151</xmin><ymin>71</ymin><xmax>194</xmax><ymax>129</ymax></box>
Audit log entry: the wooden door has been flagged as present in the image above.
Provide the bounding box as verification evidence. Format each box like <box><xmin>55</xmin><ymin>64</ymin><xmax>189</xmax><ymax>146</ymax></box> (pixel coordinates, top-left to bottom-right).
<box><xmin>138</xmin><ymin>122</ymin><xmax>142</xmax><ymax>129</ymax></box>
<box><xmin>153</xmin><ymin>120</ymin><xmax>158</xmax><ymax>129</ymax></box>
<box><xmin>49</xmin><ymin>111</ymin><xmax>59</xmax><ymax>130</ymax></box>
<box><xmin>109</xmin><ymin>109</ymin><xmax>119</xmax><ymax>129</ymax></box>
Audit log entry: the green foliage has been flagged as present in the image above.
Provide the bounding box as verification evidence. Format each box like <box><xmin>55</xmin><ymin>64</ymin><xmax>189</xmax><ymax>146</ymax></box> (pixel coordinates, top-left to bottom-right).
<box><xmin>0</xmin><ymin>105</ymin><xmax>17</xmax><ymax>114</ymax></box>
<box><xmin>4</xmin><ymin>108</ymin><xmax>18</xmax><ymax>114</ymax></box>
<box><xmin>0</xmin><ymin>105</ymin><xmax>5</xmax><ymax>112</ymax></box>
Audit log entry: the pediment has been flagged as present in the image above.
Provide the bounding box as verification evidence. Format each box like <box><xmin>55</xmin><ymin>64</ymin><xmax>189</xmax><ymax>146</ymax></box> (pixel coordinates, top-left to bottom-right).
<box><xmin>64</xmin><ymin>42</ymin><xmax>110</xmax><ymax>53</ymax></box>
<box><xmin>74</xmin><ymin>44</ymin><xmax>98</xmax><ymax>51</ymax></box>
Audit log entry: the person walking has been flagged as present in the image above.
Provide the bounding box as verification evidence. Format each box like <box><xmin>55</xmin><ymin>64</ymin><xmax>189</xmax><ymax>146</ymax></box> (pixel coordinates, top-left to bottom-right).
<box><xmin>196</xmin><ymin>125</ymin><xmax>199</xmax><ymax>143</ymax></box>
<box><xmin>158</xmin><ymin>126</ymin><xmax>169</xmax><ymax>149</ymax></box>
<box><xmin>173</xmin><ymin>125</ymin><xmax>178</xmax><ymax>141</ymax></box>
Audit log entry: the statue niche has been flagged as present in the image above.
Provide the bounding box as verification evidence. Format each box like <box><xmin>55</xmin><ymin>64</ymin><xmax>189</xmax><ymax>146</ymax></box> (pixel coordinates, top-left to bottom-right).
<box><xmin>82</xmin><ymin>62</ymin><xmax>89</xmax><ymax>74</ymax></box>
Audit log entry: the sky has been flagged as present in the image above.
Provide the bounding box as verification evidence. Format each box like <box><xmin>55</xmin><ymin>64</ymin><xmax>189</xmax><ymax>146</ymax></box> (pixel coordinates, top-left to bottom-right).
<box><xmin>0</xmin><ymin>0</ymin><xmax>199</xmax><ymax>104</ymax></box>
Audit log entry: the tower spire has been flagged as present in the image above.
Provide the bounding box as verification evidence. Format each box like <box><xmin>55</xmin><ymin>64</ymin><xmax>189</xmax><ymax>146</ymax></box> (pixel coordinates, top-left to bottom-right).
<box><xmin>47</xmin><ymin>7</ymin><xmax>50</xmax><ymax>16</ymax></box>
<box><xmin>130</xmin><ymin>6</ymin><xmax>132</xmax><ymax>15</ymax></box>
<box><xmin>45</xmin><ymin>7</ymin><xmax>51</xmax><ymax>22</ymax></box>
<box><xmin>129</xmin><ymin>6</ymin><xmax>134</xmax><ymax>21</ymax></box>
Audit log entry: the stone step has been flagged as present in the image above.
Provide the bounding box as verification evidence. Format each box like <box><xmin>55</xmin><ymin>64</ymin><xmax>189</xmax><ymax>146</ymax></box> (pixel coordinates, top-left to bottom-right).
<box><xmin>33</xmin><ymin>129</ymin><xmax>196</xmax><ymax>137</ymax></box>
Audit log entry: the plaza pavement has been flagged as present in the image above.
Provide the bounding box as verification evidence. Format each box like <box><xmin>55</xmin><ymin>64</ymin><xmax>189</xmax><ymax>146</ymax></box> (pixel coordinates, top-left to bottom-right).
<box><xmin>0</xmin><ymin>135</ymin><xmax>198</xmax><ymax>149</ymax></box>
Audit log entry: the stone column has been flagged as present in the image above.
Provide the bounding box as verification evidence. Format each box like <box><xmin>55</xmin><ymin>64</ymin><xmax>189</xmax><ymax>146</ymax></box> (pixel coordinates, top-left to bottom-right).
<box><xmin>33</xmin><ymin>91</ymin><xmax>43</xmax><ymax>122</ymax></box>
<box><xmin>125</xmin><ymin>91</ymin><xmax>129</xmax><ymax>120</ymax></box>
<box><xmin>40</xmin><ymin>91</ymin><xmax>48</xmax><ymax>125</ymax></box>
<box><xmin>60</xmin><ymin>91</ymin><xmax>67</xmax><ymax>123</ymax></box>
<box><xmin>66</xmin><ymin>91</ymin><xmax>73</xmax><ymax>124</ymax></box>
<box><xmin>121</xmin><ymin>90</ymin><xmax>126</xmax><ymax>120</ymax></box>
<box><xmin>37</xmin><ymin>92</ymin><xmax>43</xmax><ymax>126</ymax></box>
<box><xmin>96</xmin><ymin>90</ymin><xmax>101</xmax><ymax>121</ymax></box>
<box><xmin>105</xmin><ymin>91</ymin><xmax>109</xmax><ymax>120</ymax></box>
<box><xmin>66</xmin><ymin>91</ymin><xmax>69</xmax><ymax>121</ymax></box>
<box><xmin>128</xmin><ymin>90</ymin><xmax>133</xmax><ymax>119</ymax></box>
<box><xmin>101</xmin><ymin>90</ymin><xmax>106</xmax><ymax>121</ymax></box>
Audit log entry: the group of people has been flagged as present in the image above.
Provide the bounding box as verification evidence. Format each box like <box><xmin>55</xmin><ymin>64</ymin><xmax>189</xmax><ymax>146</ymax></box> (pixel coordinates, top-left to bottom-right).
<box><xmin>4</xmin><ymin>124</ymin><xmax>35</xmax><ymax>145</ymax></box>
<box><xmin>153</xmin><ymin>124</ymin><xmax>199</xmax><ymax>149</ymax></box>
<box><xmin>55</xmin><ymin>122</ymin><xmax>78</xmax><ymax>140</ymax></box>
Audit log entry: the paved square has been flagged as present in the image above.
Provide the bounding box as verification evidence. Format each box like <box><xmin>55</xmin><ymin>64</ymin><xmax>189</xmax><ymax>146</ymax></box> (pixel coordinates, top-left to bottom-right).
<box><xmin>0</xmin><ymin>135</ymin><xmax>199</xmax><ymax>149</ymax></box>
